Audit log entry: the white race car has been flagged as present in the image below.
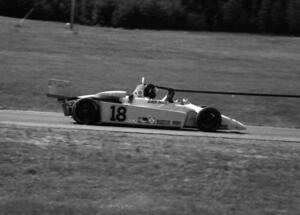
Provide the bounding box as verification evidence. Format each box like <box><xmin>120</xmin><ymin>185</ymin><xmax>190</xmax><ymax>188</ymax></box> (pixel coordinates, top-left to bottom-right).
<box><xmin>47</xmin><ymin>78</ymin><xmax>246</xmax><ymax>132</ymax></box>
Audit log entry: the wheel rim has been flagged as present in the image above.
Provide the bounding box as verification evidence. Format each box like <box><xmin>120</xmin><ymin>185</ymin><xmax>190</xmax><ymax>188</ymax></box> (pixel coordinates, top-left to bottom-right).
<box><xmin>202</xmin><ymin>112</ymin><xmax>218</xmax><ymax>125</ymax></box>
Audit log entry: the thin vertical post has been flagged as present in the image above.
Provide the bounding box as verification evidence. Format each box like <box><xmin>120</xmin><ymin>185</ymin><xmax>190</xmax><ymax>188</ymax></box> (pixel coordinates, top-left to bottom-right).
<box><xmin>70</xmin><ymin>0</ymin><xmax>76</xmax><ymax>30</ymax></box>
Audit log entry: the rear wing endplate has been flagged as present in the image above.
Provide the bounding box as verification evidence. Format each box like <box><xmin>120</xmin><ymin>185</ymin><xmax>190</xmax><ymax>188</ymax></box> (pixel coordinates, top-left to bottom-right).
<box><xmin>47</xmin><ymin>79</ymin><xmax>75</xmax><ymax>99</ymax></box>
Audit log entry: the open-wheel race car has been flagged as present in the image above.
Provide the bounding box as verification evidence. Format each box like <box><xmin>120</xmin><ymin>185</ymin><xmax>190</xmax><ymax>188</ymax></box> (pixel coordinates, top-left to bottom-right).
<box><xmin>47</xmin><ymin>78</ymin><xmax>246</xmax><ymax>132</ymax></box>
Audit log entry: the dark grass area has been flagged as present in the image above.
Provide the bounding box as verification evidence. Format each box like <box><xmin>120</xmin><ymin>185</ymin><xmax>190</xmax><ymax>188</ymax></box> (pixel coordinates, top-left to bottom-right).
<box><xmin>0</xmin><ymin>16</ymin><xmax>300</xmax><ymax>127</ymax></box>
<box><xmin>0</xmin><ymin>125</ymin><xmax>299</xmax><ymax>214</ymax></box>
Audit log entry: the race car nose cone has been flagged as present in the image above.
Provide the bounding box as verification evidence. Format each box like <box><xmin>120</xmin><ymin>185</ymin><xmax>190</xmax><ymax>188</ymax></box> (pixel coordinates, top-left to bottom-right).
<box><xmin>235</xmin><ymin>121</ymin><xmax>247</xmax><ymax>130</ymax></box>
<box><xmin>221</xmin><ymin>116</ymin><xmax>247</xmax><ymax>131</ymax></box>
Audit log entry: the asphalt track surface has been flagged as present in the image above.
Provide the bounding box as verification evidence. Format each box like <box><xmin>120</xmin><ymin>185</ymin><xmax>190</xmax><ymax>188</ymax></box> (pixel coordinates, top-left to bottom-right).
<box><xmin>1</xmin><ymin>110</ymin><xmax>300</xmax><ymax>143</ymax></box>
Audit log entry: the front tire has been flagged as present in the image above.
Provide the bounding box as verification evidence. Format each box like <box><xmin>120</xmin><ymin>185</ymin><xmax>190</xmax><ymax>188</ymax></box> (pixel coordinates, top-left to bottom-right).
<box><xmin>72</xmin><ymin>98</ymin><xmax>100</xmax><ymax>124</ymax></box>
<box><xmin>197</xmin><ymin>107</ymin><xmax>222</xmax><ymax>132</ymax></box>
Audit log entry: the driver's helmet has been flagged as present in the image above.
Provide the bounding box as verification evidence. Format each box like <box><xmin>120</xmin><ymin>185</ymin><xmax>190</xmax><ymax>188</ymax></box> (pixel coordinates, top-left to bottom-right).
<box><xmin>132</xmin><ymin>78</ymin><xmax>157</xmax><ymax>99</ymax></box>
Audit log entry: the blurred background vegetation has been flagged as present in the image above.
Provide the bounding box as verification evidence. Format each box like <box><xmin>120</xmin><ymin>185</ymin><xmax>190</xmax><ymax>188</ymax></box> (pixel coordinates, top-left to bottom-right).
<box><xmin>0</xmin><ymin>0</ymin><xmax>300</xmax><ymax>35</ymax></box>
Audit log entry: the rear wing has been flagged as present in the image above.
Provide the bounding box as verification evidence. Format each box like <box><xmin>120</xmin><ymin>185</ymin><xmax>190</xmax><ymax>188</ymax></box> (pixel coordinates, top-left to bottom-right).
<box><xmin>47</xmin><ymin>79</ymin><xmax>76</xmax><ymax>100</ymax></box>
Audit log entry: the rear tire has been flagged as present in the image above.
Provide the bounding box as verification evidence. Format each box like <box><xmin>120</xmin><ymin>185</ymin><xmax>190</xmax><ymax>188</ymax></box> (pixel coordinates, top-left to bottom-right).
<box><xmin>197</xmin><ymin>107</ymin><xmax>221</xmax><ymax>132</ymax></box>
<box><xmin>72</xmin><ymin>98</ymin><xmax>100</xmax><ymax>124</ymax></box>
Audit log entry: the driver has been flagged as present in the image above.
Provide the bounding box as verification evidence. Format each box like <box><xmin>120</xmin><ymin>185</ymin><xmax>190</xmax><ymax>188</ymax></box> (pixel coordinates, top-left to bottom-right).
<box><xmin>132</xmin><ymin>83</ymin><xmax>145</xmax><ymax>98</ymax></box>
<box><xmin>132</xmin><ymin>83</ymin><xmax>157</xmax><ymax>99</ymax></box>
<box><xmin>143</xmin><ymin>84</ymin><xmax>157</xmax><ymax>99</ymax></box>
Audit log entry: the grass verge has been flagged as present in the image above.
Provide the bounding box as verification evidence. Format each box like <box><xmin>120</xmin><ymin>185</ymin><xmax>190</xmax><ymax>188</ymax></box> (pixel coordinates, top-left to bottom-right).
<box><xmin>0</xmin><ymin>125</ymin><xmax>299</xmax><ymax>214</ymax></box>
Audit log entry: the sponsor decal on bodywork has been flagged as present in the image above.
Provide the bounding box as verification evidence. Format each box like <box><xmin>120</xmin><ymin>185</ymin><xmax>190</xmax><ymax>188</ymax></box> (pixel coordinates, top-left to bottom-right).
<box><xmin>172</xmin><ymin>121</ymin><xmax>181</xmax><ymax>126</ymax></box>
<box><xmin>137</xmin><ymin>117</ymin><xmax>181</xmax><ymax>127</ymax></box>
<box><xmin>156</xmin><ymin>119</ymin><xmax>171</xmax><ymax>125</ymax></box>
<box><xmin>137</xmin><ymin>116</ymin><xmax>156</xmax><ymax>124</ymax></box>
<box><xmin>147</xmin><ymin>100</ymin><xmax>168</xmax><ymax>104</ymax></box>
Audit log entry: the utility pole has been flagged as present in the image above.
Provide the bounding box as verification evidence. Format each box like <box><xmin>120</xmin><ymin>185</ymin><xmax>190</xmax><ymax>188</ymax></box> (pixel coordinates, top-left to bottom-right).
<box><xmin>70</xmin><ymin>0</ymin><xmax>76</xmax><ymax>30</ymax></box>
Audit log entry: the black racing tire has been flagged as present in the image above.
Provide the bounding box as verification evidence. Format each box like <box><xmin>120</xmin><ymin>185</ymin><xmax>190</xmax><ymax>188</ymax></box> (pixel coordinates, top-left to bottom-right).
<box><xmin>72</xmin><ymin>98</ymin><xmax>100</xmax><ymax>125</ymax></box>
<box><xmin>197</xmin><ymin>107</ymin><xmax>222</xmax><ymax>132</ymax></box>
<box><xmin>144</xmin><ymin>84</ymin><xmax>156</xmax><ymax>99</ymax></box>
